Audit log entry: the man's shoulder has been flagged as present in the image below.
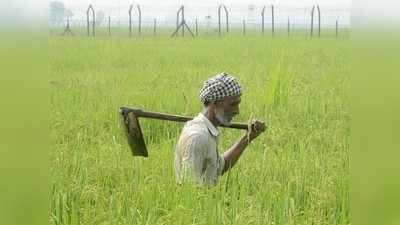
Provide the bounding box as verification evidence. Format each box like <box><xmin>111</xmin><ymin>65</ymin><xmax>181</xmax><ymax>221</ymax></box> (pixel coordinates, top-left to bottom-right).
<box><xmin>183</xmin><ymin>118</ymin><xmax>209</xmax><ymax>134</ymax></box>
<box><xmin>179</xmin><ymin>119</ymin><xmax>210</xmax><ymax>142</ymax></box>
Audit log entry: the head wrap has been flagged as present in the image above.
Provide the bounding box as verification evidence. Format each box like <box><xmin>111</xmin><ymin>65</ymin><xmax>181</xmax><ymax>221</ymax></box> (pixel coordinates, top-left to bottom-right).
<box><xmin>199</xmin><ymin>72</ymin><xmax>242</xmax><ymax>103</ymax></box>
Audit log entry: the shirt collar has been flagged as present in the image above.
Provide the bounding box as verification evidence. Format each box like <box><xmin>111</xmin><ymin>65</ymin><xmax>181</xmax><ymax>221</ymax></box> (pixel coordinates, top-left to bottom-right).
<box><xmin>196</xmin><ymin>113</ymin><xmax>220</xmax><ymax>137</ymax></box>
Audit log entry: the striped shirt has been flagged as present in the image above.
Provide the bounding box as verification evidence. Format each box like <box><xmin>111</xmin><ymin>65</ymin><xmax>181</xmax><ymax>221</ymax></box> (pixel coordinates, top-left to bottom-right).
<box><xmin>174</xmin><ymin>113</ymin><xmax>225</xmax><ymax>186</ymax></box>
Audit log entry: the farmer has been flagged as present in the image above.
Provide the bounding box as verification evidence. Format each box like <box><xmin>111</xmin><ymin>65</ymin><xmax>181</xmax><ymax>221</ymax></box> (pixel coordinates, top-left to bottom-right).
<box><xmin>175</xmin><ymin>72</ymin><xmax>266</xmax><ymax>186</ymax></box>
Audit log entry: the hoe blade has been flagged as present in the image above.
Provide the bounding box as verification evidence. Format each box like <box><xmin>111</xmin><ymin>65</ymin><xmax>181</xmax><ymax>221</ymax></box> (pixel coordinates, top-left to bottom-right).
<box><xmin>119</xmin><ymin>108</ymin><xmax>148</xmax><ymax>157</ymax></box>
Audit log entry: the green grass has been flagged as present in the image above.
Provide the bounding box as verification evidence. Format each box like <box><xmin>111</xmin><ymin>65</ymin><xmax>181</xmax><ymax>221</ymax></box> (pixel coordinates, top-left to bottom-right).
<box><xmin>50</xmin><ymin>26</ymin><xmax>350</xmax><ymax>39</ymax></box>
<box><xmin>50</xmin><ymin>35</ymin><xmax>349</xmax><ymax>225</ymax></box>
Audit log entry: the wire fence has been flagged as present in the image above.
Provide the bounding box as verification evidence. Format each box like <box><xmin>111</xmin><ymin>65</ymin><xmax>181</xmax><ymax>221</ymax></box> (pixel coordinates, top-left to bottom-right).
<box><xmin>50</xmin><ymin>4</ymin><xmax>350</xmax><ymax>38</ymax></box>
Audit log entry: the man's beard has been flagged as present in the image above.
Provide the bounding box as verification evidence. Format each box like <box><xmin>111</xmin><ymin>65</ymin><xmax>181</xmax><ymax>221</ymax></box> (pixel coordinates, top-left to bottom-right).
<box><xmin>215</xmin><ymin>109</ymin><xmax>233</xmax><ymax>126</ymax></box>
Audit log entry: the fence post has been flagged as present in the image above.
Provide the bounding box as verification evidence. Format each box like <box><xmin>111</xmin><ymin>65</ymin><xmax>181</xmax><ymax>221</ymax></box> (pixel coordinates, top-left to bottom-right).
<box><xmin>176</xmin><ymin>7</ymin><xmax>180</xmax><ymax>31</ymax></box>
<box><xmin>86</xmin><ymin>5</ymin><xmax>92</xmax><ymax>37</ymax></box>
<box><xmin>261</xmin><ymin>6</ymin><xmax>265</xmax><ymax>35</ymax></box>
<box><xmin>137</xmin><ymin>5</ymin><xmax>142</xmax><ymax>37</ymax></box>
<box><xmin>93</xmin><ymin>8</ymin><xmax>95</xmax><ymax>36</ymax></box>
<box><xmin>195</xmin><ymin>17</ymin><xmax>198</xmax><ymax>36</ymax></box>
<box><xmin>171</xmin><ymin>6</ymin><xmax>194</xmax><ymax>38</ymax></box>
<box><xmin>218</xmin><ymin>5</ymin><xmax>229</xmax><ymax>36</ymax></box>
<box><xmin>310</xmin><ymin>6</ymin><xmax>315</xmax><ymax>36</ymax></box>
<box><xmin>129</xmin><ymin>5</ymin><xmax>133</xmax><ymax>37</ymax></box>
<box><xmin>317</xmin><ymin>5</ymin><xmax>321</xmax><ymax>37</ymax></box>
<box><xmin>287</xmin><ymin>18</ymin><xmax>290</xmax><ymax>37</ymax></box>
<box><xmin>129</xmin><ymin>5</ymin><xmax>141</xmax><ymax>37</ymax></box>
<box><xmin>153</xmin><ymin>18</ymin><xmax>157</xmax><ymax>36</ymax></box>
<box><xmin>62</xmin><ymin>18</ymin><xmax>74</xmax><ymax>36</ymax></box>
<box><xmin>243</xmin><ymin>20</ymin><xmax>246</xmax><ymax>36</ymax></box>
<box><xmin>182</xmin><ymin>6</ymin><xmax>185</xmax><ymax>37</ymax></box>
<box><xmin>224</xmin><ymin>5</ymin><xmax>229</xmax><ymax>33</ymax></box>
<box><xmin>336</xmin><ymin>20</ymin><xmax>338</xmax><ymax>38</ymax></box>
<box><xmin>271</xmin><ymin>4</ymin><xmax>275</xmax><ymax>36</ymax></box>
<box><xmin>86</xmin><ymin>5</ymin><xmax>95</xmax><ymax>37</ymax></box>
<box><xmin>218</xmin><ymin>6</ymin><xmax>221</xmax><ymax>36</ymax></box>
<box><xmin>108</xmin><ymin>16</ymin><xmax>111</xmax><ymax>36</ymax></box>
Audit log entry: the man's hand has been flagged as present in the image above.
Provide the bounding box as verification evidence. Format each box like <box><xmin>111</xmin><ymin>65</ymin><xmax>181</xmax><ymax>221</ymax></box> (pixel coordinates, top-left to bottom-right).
<box><xmin>247</xmin><ymin>118</ymin><xmax>266</xmax><ymax>143</ymax></box>
<box><xmin>222</xmin><ymin>118</ymin><xmax>267</xmax><ymax>174</ymax></box>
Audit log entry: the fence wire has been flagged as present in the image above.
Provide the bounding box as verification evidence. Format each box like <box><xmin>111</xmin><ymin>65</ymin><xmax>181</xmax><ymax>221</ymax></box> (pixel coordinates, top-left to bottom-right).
<box><xmin>50</xmin><ymin>4</ymin><xmax>350</xmax><ymax>37</ymax></box>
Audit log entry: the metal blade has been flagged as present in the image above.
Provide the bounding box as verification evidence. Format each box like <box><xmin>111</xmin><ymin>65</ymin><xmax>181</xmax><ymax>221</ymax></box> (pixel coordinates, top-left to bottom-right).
<box><xmin>119</xmin><ymin>108</ymin><xmax>148</xmax><ymax>157</ymax></box>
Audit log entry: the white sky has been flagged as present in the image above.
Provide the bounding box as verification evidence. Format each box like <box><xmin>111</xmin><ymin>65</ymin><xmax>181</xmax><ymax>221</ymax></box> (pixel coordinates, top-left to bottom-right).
<box><xmin>56</xmin><ymin>0</ymin><xmax>351</xmax><ymax>27</ymax></box>
<box><xmin>63</xmin><ymin>0</ymin><xmax>350</xmax><ymax>8</ymax></box>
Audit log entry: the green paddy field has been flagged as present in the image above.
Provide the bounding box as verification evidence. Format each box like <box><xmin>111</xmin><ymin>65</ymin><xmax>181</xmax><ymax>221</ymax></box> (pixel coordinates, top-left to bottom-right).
<box><xmin>50</xmin><ymin>35</ymin><xmax>349</xmax><ymax>225</ymax></box>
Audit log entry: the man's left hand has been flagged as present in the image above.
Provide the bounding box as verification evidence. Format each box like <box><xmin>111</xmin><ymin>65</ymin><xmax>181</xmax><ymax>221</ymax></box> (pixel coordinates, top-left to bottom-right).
<box><xmin>247</xmin><ymin>118</ymin><xmax>266</xmax><ymax>142</ymax></box>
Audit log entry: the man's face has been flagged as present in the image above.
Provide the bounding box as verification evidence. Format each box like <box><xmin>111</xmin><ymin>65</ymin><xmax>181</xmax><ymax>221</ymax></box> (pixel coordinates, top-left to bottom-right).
<box><xmin>214</xmin><ymin>95</ymin><xmax>241</xmax><ymax>125</ymax></box>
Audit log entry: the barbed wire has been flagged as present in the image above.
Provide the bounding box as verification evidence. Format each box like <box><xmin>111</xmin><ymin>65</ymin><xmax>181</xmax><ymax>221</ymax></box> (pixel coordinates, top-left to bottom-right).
<box><xmin>55</xmin><ymin>4</ymin><xmax>350</xmax><ymax>28</ymax></box>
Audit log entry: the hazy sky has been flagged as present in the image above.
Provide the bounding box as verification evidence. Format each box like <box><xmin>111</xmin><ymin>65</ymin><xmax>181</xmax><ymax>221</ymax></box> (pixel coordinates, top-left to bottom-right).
<box><xmin>63</xmin><ymin>0</ymin><xmax>350</xmax><ymax>8</ymax></box>
<box><xmin>58</xmin><ymin>0</ymin><xmax>351</xmax><ymax>27</ymax></box>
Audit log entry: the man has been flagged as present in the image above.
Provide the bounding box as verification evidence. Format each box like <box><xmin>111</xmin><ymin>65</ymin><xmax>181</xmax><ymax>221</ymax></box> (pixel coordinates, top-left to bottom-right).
<box><xmin>175</xmin><ymin>72</ymin><xmax>266</xmax><ymax>186</ymax></box>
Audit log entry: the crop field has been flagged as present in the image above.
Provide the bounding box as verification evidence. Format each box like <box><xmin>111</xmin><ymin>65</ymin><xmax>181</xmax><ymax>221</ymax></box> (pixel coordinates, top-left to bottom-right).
<box><xmin>50</xmin><ymin>35</ymin><xmax>349</xmax><ymax>225</ymax></box>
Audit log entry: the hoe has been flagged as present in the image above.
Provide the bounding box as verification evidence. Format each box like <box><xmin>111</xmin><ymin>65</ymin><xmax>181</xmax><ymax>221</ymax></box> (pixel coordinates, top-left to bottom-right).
<box><xmin>119</xmin><ymin>106</ymin><xmax>248</xmax><ymax>157</ymax></box>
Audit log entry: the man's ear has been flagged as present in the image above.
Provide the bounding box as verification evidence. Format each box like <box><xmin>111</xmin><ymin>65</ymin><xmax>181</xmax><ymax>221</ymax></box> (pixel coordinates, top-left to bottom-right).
<box><xmin>214</xmin><ymin>99</ymin><xmax>225</xmax><ymax>107</ymax></box>
<box><xmin>208</xmin><ymin>101</ymin><xmax>219</xmax><ymax>114</ymax></box>
<box><xmin>209</xmin><ymin>101</ymin><xmax>217</xmax><ymax>109</ymax></box>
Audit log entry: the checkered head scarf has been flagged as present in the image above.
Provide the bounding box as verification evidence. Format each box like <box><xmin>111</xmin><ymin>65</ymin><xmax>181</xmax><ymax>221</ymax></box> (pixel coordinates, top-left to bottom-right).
<box><xmin>199</xmin><ymin>72</ymin><xmax>242</xmax><ymax>103</ymax></box>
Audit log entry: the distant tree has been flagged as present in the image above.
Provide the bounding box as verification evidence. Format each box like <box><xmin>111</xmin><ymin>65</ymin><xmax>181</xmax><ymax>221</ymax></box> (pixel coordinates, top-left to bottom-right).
<box><xmin>65</xmin><ymin>9</ymin><xmax>74</xmax><ymax>20</ymax></box>
<box><xmin>96</xmin><ymin>10</ymin><xmax>106</xmax><ymax>26</ymax></box>
<box><xmin>49</xmin><ymin>1</ymin><xmax>66</xmax><ymax>22</ymax></box>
